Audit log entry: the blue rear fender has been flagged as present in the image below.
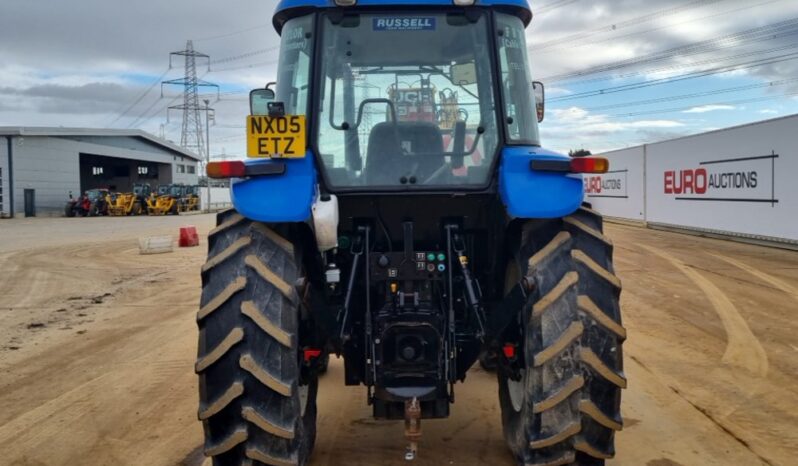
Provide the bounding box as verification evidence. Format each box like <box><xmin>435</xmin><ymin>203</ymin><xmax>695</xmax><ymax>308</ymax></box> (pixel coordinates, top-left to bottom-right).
<box><xmin>230</xmin><ymin>146</ymin><xmax>582</xmax><ymax>222</ymax></box>
<box><xmin>498</xmin><ymin>146</ymin><xmax>584</xmax><ymax>219</ymax></box>
<box><xmin>230</xmin><ymin>153</ymin><xmax>317</xmax><ymax>223</ymax></box>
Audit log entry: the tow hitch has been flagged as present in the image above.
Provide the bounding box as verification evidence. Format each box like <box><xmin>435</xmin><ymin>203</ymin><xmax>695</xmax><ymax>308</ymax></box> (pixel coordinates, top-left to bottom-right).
<box><xmin>404</xmin><ymin>397</ymin><xmax>422</xmax><ymax>461</ymax></box>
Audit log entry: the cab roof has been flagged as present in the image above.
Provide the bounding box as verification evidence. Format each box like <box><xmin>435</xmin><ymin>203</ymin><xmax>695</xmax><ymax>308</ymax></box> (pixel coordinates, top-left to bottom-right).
<box><xmin>273</xmin><ymin>0</ymin><xmax>533</xmax><ymax>31</ymax></box>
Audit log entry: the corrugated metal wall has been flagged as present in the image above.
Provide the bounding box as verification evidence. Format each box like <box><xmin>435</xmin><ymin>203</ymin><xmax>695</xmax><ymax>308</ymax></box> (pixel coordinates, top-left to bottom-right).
<box><xmin>4</xmin><ymin>135</ymin><xmax>199</xmax><ymax>217</ymax></box>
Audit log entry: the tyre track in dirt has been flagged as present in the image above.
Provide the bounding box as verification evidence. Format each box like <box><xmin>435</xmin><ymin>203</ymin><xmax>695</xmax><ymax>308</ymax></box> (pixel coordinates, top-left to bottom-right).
<box><xmin>616</xmin><ymin>225</ymin><xmax>798</xmax><ymax>466</ymax></box>
<box><xmin>636</xmin><ymin>243</ymin><xmax>769</xmax><ymax>377</ymax></box>
<box><xmin>709</xmin><ymin>252</ymin><xmax>798</xmax><ymax>301</ymax></box>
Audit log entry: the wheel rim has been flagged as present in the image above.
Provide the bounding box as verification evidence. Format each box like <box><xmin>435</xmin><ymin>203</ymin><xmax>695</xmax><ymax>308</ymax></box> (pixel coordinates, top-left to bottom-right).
<box><xmin>507</xmin><ymin>369</ymin><xmax>526</xmax><ymax>412</ymax></box>
<box><xmin>299</xmin><ymin>384</ymin><xmax>309</xmax><ymax>417</ymax></box>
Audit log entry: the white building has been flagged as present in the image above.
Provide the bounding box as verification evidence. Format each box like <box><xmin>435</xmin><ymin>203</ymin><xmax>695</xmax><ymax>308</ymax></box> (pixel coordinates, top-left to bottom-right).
<box><xmin>0</xmin><ymin>127</ymin><xmax>201</xmax><ymax>217</ymax></box>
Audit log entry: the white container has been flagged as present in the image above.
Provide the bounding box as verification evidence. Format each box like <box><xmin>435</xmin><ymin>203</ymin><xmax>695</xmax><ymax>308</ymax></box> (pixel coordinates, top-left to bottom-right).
<box><xmin>138</xmin><ymin>235</ymin><xmax>174</xmax><ymax>255</ymax></box>
<box><xmin>312</xmin><ymin>192</ymin><xmax>339</xmax><ymax>252</ymax></box>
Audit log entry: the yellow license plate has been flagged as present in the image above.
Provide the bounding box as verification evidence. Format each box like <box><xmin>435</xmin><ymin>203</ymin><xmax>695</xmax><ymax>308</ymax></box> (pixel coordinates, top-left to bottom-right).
<box><xmin>246</xmin><ymin>115</ymin><xmax>306</xmax><ymax>158</ymax></box>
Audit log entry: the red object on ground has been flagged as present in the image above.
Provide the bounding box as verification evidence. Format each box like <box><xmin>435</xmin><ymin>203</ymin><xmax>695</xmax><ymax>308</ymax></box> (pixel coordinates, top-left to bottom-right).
<box><xmin>179</xmin><ymin>226</ymin><xmax>199</xmax><ymax>247</ymax></box>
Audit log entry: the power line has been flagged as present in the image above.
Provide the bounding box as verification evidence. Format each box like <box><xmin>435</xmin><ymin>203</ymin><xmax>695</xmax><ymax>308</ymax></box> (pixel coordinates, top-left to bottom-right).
<box><xmin>128</xmin><ymin>69</ymin><xmax>214</xmax><ymax>130</ymax></box>
<box><xmin>537</xmin><ymin>0</ymin><xmax>787</xmax><ymax>55</ymax></box>
<box><xmin>542</xmin><ymin>17</ymin><xmax>798</xmax><ymax>82</ymax></box>
<box><xmin>550</xmin><ymin>40</ymin><xmax>798</xmax><ymax>87</ymax></box>
<box><xmin>548</xmin><ymin>51</ymin><xmax>798</xmax><ymax>102</ymax></box>
<box><xmin>126</xmin><ymin>94</ymin><xmax>171</xmax><ymax>129</ymax></box>
<box><xmin>533</xmin><ymin>0</ymin><xmax>731</xmax><ymax>51</ymax></box>
<box><xmin>207</xmin><ymin>59</ymin><xmax>279</xmax><ymax>73</ymax></box>
<box><xmin>211</xmin><ymin>46</ymin><xmax>279</xmax><ymax>65</ymax></box>
<box><xmin>215</xmin><ymin>134</ymin><xmax>247</xmax><ymax>142</ymax></box>
<box><xmin>106</xmin><ymin>67</ymin><xmax>170</xmax><ymax>127</ymax></box>
<box><xmin>608</xmin><ymin>90</ymin><xmax>798</xmax><ymax>118</ymax></box>
<box><xmin>574</xmin><ymin>78</ymin><xmax>798</xmax><ymax>112</ymax></box>
<box><xmin>535</xmin><ymin>0</ymin><xmax>582</xmax><ymax>15</ymax></box>
<box><xmin>194</xmin><ymin>23</ymin><xmax>271</xmax><ymax>43</ymax></box>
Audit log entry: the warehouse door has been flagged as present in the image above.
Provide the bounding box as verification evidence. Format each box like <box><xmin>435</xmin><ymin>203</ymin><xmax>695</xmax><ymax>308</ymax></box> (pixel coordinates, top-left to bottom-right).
<box><xmin>24</xmin><ymin>189</ymin><xmax>35</xmax><ymax>217</ymax></box>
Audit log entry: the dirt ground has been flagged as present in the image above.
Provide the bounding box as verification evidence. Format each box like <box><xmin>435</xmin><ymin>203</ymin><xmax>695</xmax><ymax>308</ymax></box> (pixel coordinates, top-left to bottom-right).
<box><xmin>1</xmin><ymin>214</ymin><xmax>797</xmax><ymax>466</ymax></box>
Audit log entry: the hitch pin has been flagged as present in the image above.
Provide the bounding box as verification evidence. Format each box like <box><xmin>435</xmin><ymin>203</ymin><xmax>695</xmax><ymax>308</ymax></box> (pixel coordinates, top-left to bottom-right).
<box><xmin>404</xmin><ymin>397</ymin><xmax>421</xmax><ymax>461</ymax></box>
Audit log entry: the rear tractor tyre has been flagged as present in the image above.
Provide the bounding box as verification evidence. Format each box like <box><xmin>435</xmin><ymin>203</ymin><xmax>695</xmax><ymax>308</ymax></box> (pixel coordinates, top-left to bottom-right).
<box><xmin>317</xmin><ymin>353</ymin><xmax>330</xmax><ymax>375</ymax></box>
<box><xmin>478</xmin><ymin>350</ymin><xmax>498</xmax><ymax>372</ymax></box>
<box><xmin>197</xmin><ymin>209</ymin><xmax>318</xmax><ymax>466</ymax></box>
<box><xmin>499</xmin><ymin>205</ymin><xmax>626</xmax><ymax>466</ymax></box>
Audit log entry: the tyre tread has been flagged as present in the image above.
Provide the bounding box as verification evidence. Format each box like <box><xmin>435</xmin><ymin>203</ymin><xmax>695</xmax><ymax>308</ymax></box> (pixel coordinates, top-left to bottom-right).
<box><xmin>501</xmin><ymin>206</ymin><xmax>624</xmax><ymax>466</ymax></box>
<box><xmin>195</xmin><ymin>327</ymin><xmax>244</xmax><ymax>372</ymax></box>
<box><xmin>198</xmin><ymin>276</ymin><xmax>247</xmax><ymax>321</ymax></box>
<box><xmin>239</xmin><ymin>353</ymin><xmax>292</xmax><ymax>397</ymax></box>
<box><xmin>197</xmin><ymin>213</ymin><xmax>317</xmax><ymax>465</ymax></box>
<box><xmin>199</xmin><ymin>381</ymin><xmax>244</xmax><ymax>420</ymax></box>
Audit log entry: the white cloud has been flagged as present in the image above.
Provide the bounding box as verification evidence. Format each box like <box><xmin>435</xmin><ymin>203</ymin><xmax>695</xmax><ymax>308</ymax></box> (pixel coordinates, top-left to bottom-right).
<box><xmin>551</xmin><ymin>106</ymin><xmax>589</xmax><ymax>121</ymax></box>
<box><xmin>682</xmin><ymin>104</ymin><xmax>736</xmax><ymax>114</ymax></box>
<box><xmin>546</xmin><ymin>87</ymin><xmax>573</xmax><ymax>97</ymax></box>
<box><xmin>758</xmin><ymin>109</ymin><xmax>778</xmax><ymax>115</ymax></box>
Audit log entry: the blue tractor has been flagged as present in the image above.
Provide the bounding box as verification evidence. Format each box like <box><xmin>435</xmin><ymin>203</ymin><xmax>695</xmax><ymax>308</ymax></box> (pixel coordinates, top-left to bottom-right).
<box><xmin>198</xmin><ymin>0</ymin><xmax>625</xmax><ymax>464</ymax></box>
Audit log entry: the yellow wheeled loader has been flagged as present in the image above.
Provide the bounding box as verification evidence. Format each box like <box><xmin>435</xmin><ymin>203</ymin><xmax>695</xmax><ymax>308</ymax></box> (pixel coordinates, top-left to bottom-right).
<box><xmin>178</xmin><ymin>185</ymin><xmax>201</xmax><ymax>213</ymax></box>
<box><xmin>107</xmin><ymin>192</ymin><xmax>143</xmax><ymax>216</ymax></box>
<box><xmin>146</xmin><ymin>184</ymin><xmax>179</xmax><ymax>215</ymax></box>
<box><xmin>107</xmin><ymin>183</ymin><xmax>150</xmax><ymax>216</ymax></box>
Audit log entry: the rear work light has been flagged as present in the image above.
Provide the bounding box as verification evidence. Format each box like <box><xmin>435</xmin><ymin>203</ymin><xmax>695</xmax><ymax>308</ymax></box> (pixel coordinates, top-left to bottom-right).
<box><xmin>570</xmin><ymin>157</ymin><xmax>609</xmax><ymax>174</ymax></box>
<box><xmin>206</xmin><ymin>160</ymin><xmax>287</xmax><ymax>179</ymax></box>
<box><xmin>207</xmin><ymin>161</ymin><xmax>245</xmax><ymax>179</ymax></box>
<box><xmin>530</xmin><ymin>157</ymin><xmax>610</xmax><ymax>174</ymax></box>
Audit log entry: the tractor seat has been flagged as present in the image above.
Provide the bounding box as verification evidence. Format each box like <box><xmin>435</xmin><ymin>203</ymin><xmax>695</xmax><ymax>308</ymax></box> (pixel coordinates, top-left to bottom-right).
<box><xmin>365</xmin><ymin>122</ymin><xmax>444</xmax><ymax>185</ymax></box>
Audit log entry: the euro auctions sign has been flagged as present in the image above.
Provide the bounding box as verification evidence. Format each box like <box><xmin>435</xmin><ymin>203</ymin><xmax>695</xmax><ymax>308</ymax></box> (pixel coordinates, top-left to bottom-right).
<box><xmin>584</xmin><ymin>171</ymin><xmax>627</xmax><ymax>198</ymax></box>
<box><xmin>587</xmin><ymin>116</ymin><xmax>797</xmax><ymax>242</ymax></box>
<box><xmin>662</xmin><ymin>152</ymin><xmax>778</xmax><ymax>205</ymax></box>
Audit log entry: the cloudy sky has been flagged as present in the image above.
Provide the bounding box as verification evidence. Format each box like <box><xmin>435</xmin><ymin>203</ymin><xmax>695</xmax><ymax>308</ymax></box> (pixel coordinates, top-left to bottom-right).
<box><xmin>1</xmin><ymin>0</ymin><xmax>797</xmax><ymax>156</ymax></box>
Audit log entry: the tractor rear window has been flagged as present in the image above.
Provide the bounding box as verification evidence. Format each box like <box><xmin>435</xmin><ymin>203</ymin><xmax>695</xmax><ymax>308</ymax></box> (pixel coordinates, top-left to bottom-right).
<box><xmin>316</xmin><ymin>11</ymin><xmax>499</xmax><ymax>189</ymax></box>
<box><xmin>276</xmin><ymin>15</ymin><xmax>314</xmax><ymax>116</ymax></box>
<box><xmin>495</xmin><ymin>13</ymin><xmax>540</xmax><ymax>145</ymax></box>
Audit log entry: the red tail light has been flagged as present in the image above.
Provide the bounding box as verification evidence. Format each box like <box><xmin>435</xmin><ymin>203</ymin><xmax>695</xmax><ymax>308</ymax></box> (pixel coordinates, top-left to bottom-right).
<box><xmin>570</xmin><ymin>157</ymin><xmax>609</xmax><ymax>174</ymax></box>
<box><xmin>207</xmin><ymin>161</ymin><xmax>245</xmax><ymax>179</ymax></box>
<box><xmin>303</xmin><ymin>348</ymin><xmax>322</xmax><ymax>363</ymax></box>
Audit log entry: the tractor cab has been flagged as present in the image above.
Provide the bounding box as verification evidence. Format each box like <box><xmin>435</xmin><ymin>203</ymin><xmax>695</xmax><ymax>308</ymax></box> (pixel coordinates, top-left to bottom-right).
<box><xmin>260</xmin><ymin>4</ymin><xmax>542</xmax><ymax>190</ymax></box>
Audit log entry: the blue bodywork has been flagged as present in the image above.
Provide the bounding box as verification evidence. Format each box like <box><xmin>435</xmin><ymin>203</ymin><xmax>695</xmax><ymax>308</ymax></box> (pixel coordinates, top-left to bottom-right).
<box><xmin>232</xmin><ymin>154</ymin><xmax>316</xmax><ymax>222</ymax></box>
<box><xmin>275</xmin><ymin>0</ymin><xmax>531</xmax><ymax>8</ymax></box>
<box><xmin>273</xmin><ymin>0</ymin><xmax>533</xmax><ymax>28</ymax></box>
<box><xmin>231</xmin><ymin>0</ymin><xmax>585</xmax><ymax>222</ymax></box>
<box><xmin>498</xmin><ymin>147</ymin><xmax>583</xmax><ymax>218</ymax></box>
